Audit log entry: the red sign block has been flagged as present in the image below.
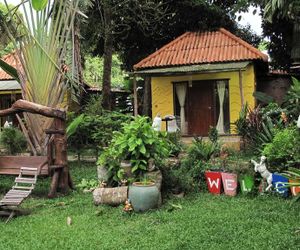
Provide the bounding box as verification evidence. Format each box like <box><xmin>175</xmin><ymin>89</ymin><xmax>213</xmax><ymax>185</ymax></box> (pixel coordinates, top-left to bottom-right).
<box><xmin>205</xmin><ymin>171</ymin><xmax>222</xmax><ymax>195</ymax></box>
<box><xmin>221</xmin><ymin>173</ymin><xmax>238</xmax><ymax>196</ymax></box>
<box><xmin>290</xmin><ymin>179</ymin><xmax>300</xmax><ymax>196</ymax></box>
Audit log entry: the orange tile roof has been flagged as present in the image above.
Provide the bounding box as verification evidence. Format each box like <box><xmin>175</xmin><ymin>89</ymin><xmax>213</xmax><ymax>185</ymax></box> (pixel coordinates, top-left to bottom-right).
<box><xmin>134</xmin><ymin>28</ymin><xmax>268</xmax><ymax>70</ymax></box>
<box><xmin>0</xmin><ymin>52</ymin><xmax>20</xmax><ymax>80</ymax></box>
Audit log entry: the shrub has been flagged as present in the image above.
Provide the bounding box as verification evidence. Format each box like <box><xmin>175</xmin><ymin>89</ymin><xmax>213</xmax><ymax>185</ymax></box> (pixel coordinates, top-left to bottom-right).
<box><xmin>234</xmin><ymin>104</ymin><xmax>278</xmax><ymax>153</ymax></box>
<box><xmin>67</xmin><ymin>111</ymin><xmax>132</xmax><ymax>157</ymax></box>
<box><xmin>165</xmin><ymin>131</ymin><xmax>184</xmax><ymax>157</ymax></box>
<box><xmin>262</xmin><ymin>126</ymin><xmax>300</xmax><ymax>171</ymax></box>
<box><xmin>0</xmin><ymin>127</ymin><xmax>27</xmax><ymax>155</ymax></box>
<box><xmin>98</xmin><ymin>116</ymin><xmax>169</xmax><ymax>185</ymax></box>
<box><xmin>283</xmin><ymin>77</ymin><xmax>300</xmax><ymax>122</ymax></box>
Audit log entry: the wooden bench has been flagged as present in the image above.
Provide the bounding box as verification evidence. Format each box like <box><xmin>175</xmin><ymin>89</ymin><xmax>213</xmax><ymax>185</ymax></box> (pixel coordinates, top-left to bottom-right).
<box><xmin>0</xmin><ymin>156</ymin><xmax>48</xmax><ymax>176</ymax></box>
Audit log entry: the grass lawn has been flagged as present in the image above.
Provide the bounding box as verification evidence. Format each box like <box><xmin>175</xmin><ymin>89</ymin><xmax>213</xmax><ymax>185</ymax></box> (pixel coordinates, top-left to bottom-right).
<box><xmin>0</xmin><ymin>162</ymin><xmax>299</xmax><ymax>250</ymax></box>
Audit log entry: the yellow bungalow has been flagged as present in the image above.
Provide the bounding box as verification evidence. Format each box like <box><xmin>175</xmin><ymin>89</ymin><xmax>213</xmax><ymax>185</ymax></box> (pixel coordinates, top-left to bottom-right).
<box><xmin>134</xmin><ymin>28</ymin><xmax>268</xmax><ymax>137</ymax></box>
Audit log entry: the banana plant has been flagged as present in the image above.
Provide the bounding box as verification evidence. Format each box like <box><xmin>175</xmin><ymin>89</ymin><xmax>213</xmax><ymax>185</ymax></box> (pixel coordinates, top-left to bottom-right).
<box><xmin>1</xmin><ymin>0</ymin><xmax>80</xmax><ymax>155</ymax></box>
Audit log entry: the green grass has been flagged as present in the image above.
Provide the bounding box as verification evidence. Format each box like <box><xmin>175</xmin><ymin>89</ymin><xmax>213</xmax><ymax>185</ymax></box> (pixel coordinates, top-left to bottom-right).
<box><xmin>0</xmin><ymin>162</ymin><xmax>299</xmax><ymax>250</ymax></box>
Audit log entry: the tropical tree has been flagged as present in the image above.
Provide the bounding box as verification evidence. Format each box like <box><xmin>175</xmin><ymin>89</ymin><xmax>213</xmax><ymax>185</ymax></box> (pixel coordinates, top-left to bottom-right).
<box><xmin>82</xmin><ymin>0</ymin><xmax>168</xmax><ymax>110</ymax></box>
<box><xmin>0</xmin><ymin>0</ymin><xmax>81</xmax><ymax>155</ymax></box>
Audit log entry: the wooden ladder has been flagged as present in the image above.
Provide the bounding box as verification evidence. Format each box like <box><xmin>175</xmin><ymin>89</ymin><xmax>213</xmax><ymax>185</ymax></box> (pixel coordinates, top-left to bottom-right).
<box><xmin>0</xmin><ymin>167</ymin><xmax>38</xmax><ymax>223</ymax></box>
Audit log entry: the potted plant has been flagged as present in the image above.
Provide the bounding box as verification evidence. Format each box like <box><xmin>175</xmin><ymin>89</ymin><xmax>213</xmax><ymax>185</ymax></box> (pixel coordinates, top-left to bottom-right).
<box><xmin>97</xmin><ymin>116</ymin><xmax>169</xmax><ymax>210</ymax></box>
<box><xmin>128</xmin><ymin>176</ymin><xmax>160</xmax><ymax>212</ymax></box>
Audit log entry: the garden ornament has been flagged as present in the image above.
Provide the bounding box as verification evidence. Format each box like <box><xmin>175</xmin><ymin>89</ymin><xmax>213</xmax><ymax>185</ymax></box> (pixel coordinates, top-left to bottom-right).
<box><xmin>251</xmin><ymin>156</ymin><xmax>273</xmax><ymax>191</ymax></box>
<box><xmin>297</xmin><ymin>114</ymin><xmax>300</xmax><ymax>128</ymax></box>
<box><xmin>123</xmin><ymin>199</ymin><xmax>133</xmax><ymax>213</ymax></box>
<box><xmin>152</xmin><ymin>114</ymin><xmax>162</xmax><ymax>131</ymax></box>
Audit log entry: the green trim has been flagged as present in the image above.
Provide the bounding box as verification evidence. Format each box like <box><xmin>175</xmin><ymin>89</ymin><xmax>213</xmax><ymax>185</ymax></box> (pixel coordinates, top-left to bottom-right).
<box><xmin>135</xmin><ymin>62</ymin><xmax>250</xmax><ymax>75</ymax></box>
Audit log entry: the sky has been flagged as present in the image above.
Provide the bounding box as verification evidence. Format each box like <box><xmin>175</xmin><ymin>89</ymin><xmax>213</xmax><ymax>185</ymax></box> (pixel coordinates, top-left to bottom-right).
<box><xmin>1</xmin><ymin>0</ymin><xmax>263</xmax><ymax>36</ymax></box>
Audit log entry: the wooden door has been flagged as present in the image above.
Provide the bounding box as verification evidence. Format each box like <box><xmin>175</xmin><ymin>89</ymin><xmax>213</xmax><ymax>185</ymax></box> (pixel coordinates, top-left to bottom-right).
<box><xmin>188</xmin><ymin>81</ymin><xmax>215</xmax><ymax>136</ymax></box>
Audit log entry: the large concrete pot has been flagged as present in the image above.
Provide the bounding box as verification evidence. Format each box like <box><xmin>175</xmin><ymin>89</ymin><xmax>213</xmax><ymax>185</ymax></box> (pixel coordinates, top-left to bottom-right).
<box><xmin>128</xmin><ymin>182</ymin><xmax>159</xmax><ymax>212</ymax></box>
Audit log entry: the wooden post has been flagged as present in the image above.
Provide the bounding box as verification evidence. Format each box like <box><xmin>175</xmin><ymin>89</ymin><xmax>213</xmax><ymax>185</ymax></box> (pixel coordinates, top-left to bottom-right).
<box><xmin>133</xmin><ymin>75</ymin><xmax>138</xmax><ymax>116</ymax></box>
<box><xmin>48</xmin><ymin>118</ymin><xmax>71</xmax><ymax>198</ymax></box>
<box><xmin>239</xmin><ymin>70</ymin><xmax>245</xmax><ymax>107</ymax></box>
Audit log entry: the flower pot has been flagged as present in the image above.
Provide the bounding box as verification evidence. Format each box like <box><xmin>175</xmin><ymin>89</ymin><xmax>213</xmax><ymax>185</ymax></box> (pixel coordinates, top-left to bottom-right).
<box><xmin>290</xmin><ymin>179</ymin><xmax>300</xmax><ymax>196</ymax></box>
<box><xmin>221</xmin><ymin>172</ymin><xmax>238</xmax><ymax>196</ymax></box>
<box><xmin>128</xmin><ymin>182</ymin><xmax>159</xmax><ymax>212</ymax></box>
<box><xmin>205</xmin><ymin>171</ymin><xmax>222</xmax><ymax>195</ymax></box>
<box><xmin>272</xmin><ymin>174</ymin><xmax>289</xmax><ymax>197</ymax></box>
<box><xmin>239</xmin><ymin>175</ymin><xmax>254</xmax><ymax>194</ymax></box>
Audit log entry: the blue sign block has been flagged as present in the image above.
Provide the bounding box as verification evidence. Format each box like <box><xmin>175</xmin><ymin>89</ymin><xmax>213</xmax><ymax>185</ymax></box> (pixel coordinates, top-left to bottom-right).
<box><xmin>272</xmin><ymin>174</ymin><xmax>289</xmax><ymax>197</ymax></box>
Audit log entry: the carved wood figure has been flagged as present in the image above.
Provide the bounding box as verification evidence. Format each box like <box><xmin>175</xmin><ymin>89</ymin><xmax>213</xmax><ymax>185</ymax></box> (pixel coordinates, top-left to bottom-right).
<box><xmin>0</xmin><ymin>100</ymin><xmax>73</xmax><ymax>198</ymax></box>
<box><xmin>251</xmin><ymin>156</ymin><xmax>273</xmax><ymax>191</ymax></box>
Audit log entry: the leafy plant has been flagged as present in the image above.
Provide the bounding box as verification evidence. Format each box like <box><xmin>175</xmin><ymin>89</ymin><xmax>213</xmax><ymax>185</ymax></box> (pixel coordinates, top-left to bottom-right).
<box><xmin>77</xmin><ymin>178</ymin><xmax>99</xmax><ymax>191</ymax></box>
<box><xmin>165</xmin><ymin>131</ymin><xmax>184</xmax><ymax>157</ymax></box>
<box><xmin>98</xmin><ymin>116</ymin><xmax>169</xmax><ymax>184</ymax></box>
<box><xmin>0</xmin><ymin>127</ymin><xmax>27</xmax><ymax>155</ymax></box>
<box><xmin>67</xmin><ymin>111</ymin><xmax>132</xmax><ymax>158</ymax></box>
<box><xmin>262</xmin><ymin>126</ymin><xmax>300</xmax><ymax>171</ymax></box>
<box><xmin>283</xmin><ymin>77</ymin><xmax>300</xmax><ymax>122</ymax></box>
<box><xmin>208</xmin><ymin>126</ymin><xmax>219</xmax><ymax>144</ymax></box>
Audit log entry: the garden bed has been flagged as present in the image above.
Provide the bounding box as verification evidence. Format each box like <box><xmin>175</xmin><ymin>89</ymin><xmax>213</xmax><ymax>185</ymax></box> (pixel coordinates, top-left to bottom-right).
<box><xmin>0</xmin><ymin>162</ymin><xmax>298</xmax><ymax>249</ymax></box>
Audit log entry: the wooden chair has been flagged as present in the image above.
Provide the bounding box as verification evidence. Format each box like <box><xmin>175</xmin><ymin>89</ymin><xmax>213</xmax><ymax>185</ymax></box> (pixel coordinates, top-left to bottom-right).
<box><xmin>0</xmin><ymin>167</ymin><xmax>38</xmax><ymax>223</ymax></box>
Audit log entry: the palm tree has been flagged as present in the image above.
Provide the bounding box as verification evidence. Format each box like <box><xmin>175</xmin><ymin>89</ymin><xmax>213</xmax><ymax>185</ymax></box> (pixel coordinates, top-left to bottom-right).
<box><xmin>1</xmin><ymin>0</ymin><xmax>80</xmax><ymax>155</ymax></box>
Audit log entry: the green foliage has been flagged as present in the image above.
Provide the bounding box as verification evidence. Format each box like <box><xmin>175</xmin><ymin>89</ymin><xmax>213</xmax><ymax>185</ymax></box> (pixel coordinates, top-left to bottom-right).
<box><xmin>208</xmin><ymin>126</ymin><xmax>219</xmax><ymax>144</ymax></box>
<box><xmin>98</xmin><ymin>116</ymin><xmax>169</xmax><ymax>184</ymax></box>
<box><xmin>67</xmin><ymin>111</ymin><xmax>132</xmax><ymax>157</ymax></box>
<box><xmin>83</xmin><ymin>95</ymin><xmax>103</xmax><ymax>115</ymax></box>
<box><xmin>253</xmin><ymin>91</ymin><xmax>274</xmax><ymax>104</ymax></box>
<box><xmin>84</xmin><ymin>54</ymin><xmax>126</xmax><ymax>88</ymax></box>
<box><xmin>31</xmin><ymin>0</ymin><xmax>48</xmax><ymax>11</ymax></box>
<box><xmin>283</xmin><ymin>77</ymin><xmax>300</xmax><ymax>122</ymax></box>
<box><xmin>262</xmin><ymin>126</ymin><xmax>300</xmax><ymax>171</ymax></box>
<box><xmin>162</xmin><ymin>137</ymin><xmax>220</xmax><ymax>193</ymax></box>
<box><xmin>234</xmin><ymin>104</ymin><xmax>280</xmax><ymax>152</ymax></box>
<box><xmin>77</xmin><ymin>178</ymin><xmax>99</xmax><ymax>190</ymax></box>
<box><xmin>66</xmin><ymin>114</ymin><xmax>85</xmax><ymax>139</ymax></box>
<box><xmin>165</xmin><ymin>132</ymin><xmax>184</xmax><ymax>157</ymax></box>
<box><xmin>0</xmin><ymin>127</ymin><xmax>27</xmax><ymax>155</ymax></box>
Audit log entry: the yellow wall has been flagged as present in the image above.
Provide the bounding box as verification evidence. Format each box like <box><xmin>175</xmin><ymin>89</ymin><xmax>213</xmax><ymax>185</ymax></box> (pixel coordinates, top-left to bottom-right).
<box><xmin>151</xmin><ymin>64</ymin><xmax>255</xmax><ymax>133</ymax></box>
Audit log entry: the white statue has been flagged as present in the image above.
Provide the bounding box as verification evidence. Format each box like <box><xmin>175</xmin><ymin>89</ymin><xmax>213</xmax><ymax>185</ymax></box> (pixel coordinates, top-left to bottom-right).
<box><xmin>152</xmin><ymin>114</ymin><xmax>162</xmax><ymax>131</ymax></box>
<box><xmin>251</xmin><ymin>156</ymin><xmax>273</xmax><ymax>191</ymax></box>
<box><xmin>297</xmin><ymin>115</ymin><xmax>300</xmax><ymax>128</ymax></box>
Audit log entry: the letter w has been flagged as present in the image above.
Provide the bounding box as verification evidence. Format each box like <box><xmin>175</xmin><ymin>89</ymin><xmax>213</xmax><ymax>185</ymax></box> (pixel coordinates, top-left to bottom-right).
<box><xmin>208</xmin><ymin>178</ymin><xmax>219</xmax><ymax>188</ymax></box>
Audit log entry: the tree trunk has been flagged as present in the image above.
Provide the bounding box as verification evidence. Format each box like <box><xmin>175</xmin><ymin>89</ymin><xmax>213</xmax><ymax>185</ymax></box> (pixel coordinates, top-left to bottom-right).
<box><xmin>291</xmin><ymin>18</ymin><xmax>300</xmax><ymax>70</ymax></box>
<box><xmin>102</xmin><ymin>1</ymin><xmax>113</xmax><ymax>111</ymax></box>
<box><xmin>142</xmin><ymin>76</ymin><xmax>151</xmax><ymax>117</ymax></box>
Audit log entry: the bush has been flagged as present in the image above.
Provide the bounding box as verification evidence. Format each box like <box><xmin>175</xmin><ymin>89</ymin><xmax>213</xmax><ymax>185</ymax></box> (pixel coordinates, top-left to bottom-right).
<box><xmin>161</xmin><ymin>137</ymin><xmax>220</xmax><ymax>194</ymax></box>
<box><xmin>0</xmin><ymin>127</ymin><xmax>27</xmax><ymax>155</ymax></box>
<box><xmin>165</xmin><ymin>131</ymin><xmax>184</xmax><ymax>157</ymax></box>
<box><xmin>262</xmin><ymin>126</ymin><xmax>300</xmax><ymax>171</ymax></box>
<box><xmin>67</xmin><ymin>111</ymin><xmax>132</xmax><ymax>157</ymax></box>
<box><xmin>98</xmin><ymin>116</ymin><xmax>169</xmax><ymax>185</ymax></box>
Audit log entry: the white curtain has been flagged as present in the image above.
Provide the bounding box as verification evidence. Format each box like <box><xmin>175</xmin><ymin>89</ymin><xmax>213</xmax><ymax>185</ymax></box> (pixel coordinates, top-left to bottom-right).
<box><xmin>216</xmin><ymin>81</ymin><xmax>226</xmax><ymax>134</ymax></box>
<box><xmin>176</xmin><ymin>84</ymin><xmax>187</xmax><ymax>134</ymax></box>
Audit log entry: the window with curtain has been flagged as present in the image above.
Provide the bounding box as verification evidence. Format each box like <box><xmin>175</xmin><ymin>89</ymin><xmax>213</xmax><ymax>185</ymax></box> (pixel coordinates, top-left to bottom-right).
<box><xmin>214</xmin><ymin>80</ymin><xmax>230</xmax><ymax>134</ymax></box>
